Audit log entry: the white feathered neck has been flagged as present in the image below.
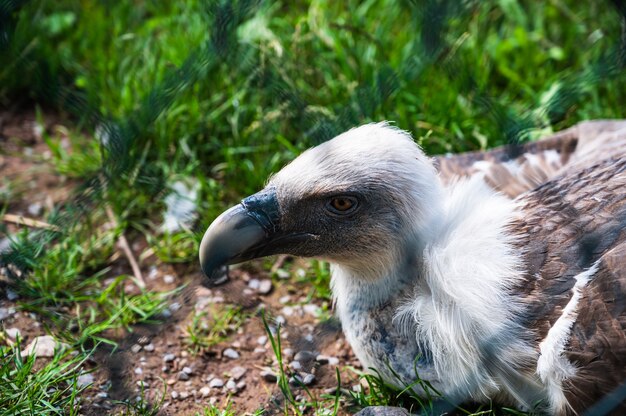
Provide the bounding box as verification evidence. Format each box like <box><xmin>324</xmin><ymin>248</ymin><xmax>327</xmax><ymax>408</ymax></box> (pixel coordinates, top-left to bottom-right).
<box><xmin>331</xmin><ymin>173</ymin><xmax>537</xmax><ymax>401</ymax></box>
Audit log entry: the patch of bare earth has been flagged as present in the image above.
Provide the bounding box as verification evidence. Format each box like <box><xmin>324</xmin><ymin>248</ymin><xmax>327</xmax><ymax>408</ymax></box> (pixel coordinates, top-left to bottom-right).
<box><xmin>1</xmin><ymin>110</ymin><xmax>364</xmax><ymax>415</ymax></box>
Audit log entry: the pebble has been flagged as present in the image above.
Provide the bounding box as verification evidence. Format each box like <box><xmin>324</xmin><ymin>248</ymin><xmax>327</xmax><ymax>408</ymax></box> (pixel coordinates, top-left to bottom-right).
<box><xmin>167</xmin><ymin>378</ymin><xmax>176</xmax><ymax>385</ymax></box>
<box><xmin>256</xmin><ymin>335</ymin><xmax>267</xmax><ymax>345</ymax></box>
<box><xmin>76</xmin><ymin>373</ymin><xmax>95</xmax><ymax>388</ymax></box>
<box><xmin>134</xmin><ymin>367</ymin><xmax>143</xmax><ymax>375</ymax></box>
<box><xmin>290</xmin><ymin>361</ymin><xmax>302</xmax><ymax>371</ymax></box>
<box><xmin>27</xmin><ymin>202</ymin><xmax>43</xmax><ymax>217</ymax></box>
<box><xmin>170</xmin><ymin>391</ymin><xmax>179</xmax><ymax>400</ymax></box>
<box><xmin>143</xmin><ymin>343</ymin><xmax>155</xmax><ymax>352</ymax></box>
<box><xmin>316</xmin><ymin>355</ymin><xmax>340</xmax><ymax>366</ymax></box>
<box><xmin>260</xmin><ymin>369</ymin><xmax>277</xmax><ymax>382</ymax></box>
<box><xmin>303</xmin><ymin>304</ymin><xmax>321</xmax><ymax>316</ymax></box>
<box><xmin>276</xmin><ymin>269</ymin><xmax>290</xmax><ymax>279</ymax></box>
<box><xmin>302</xmin><ymin>373</ymin><xmax>316</xmax><ymax>386</ymax></box>
<box><xmin>0</xmin><ymin>308</ymin><xmax>15</xmax><ymax>321</ymax></box>
<box><xmin>209</xmin><ymin>378</ymin><xmax>224</xmax><ymax>388</ymax></box>
<box><xmin>178</xmin><ymin>372</ymin><xmax>190</xmax><ymax>381</ymax></box>
<box><xmin>288</xmin><ymin>374</ymin><xmax>303</xmax><ymax>386</ymax></box>
<box><xmin>279</xmin><ymin>295</ymin><xmax>291</xmax><ymax>304</ymax></box>
<box><xmin>182</xmin><ymin>366</ymin><xmax>193</xmax><ymax>375</ymax></box>
<box><xmin>137</xmin><ymin>336</ymin><xmax>150</xmax><ymax>345</ymax></box>
<box><xmin>199</xmin><ymin>386</ymin><xmax>211</xmax><ymax>397</ymax></box>
<box><xmin>223</xmin><ymin>348</ymin><xmax>239</xmax><ymax>359</ymax></box>
<box><xmin>163</xmin><ymin>274</ymin><xmax>175</xmax><ymax>284</ymax></box>
<box><xmin>130</xmin><ymin>344</ymin><xmax>142</xmax><ymax>353</ymax></box>
<box><xmin>230</xmin><ymin>366</ymin><xmax>247</xmax><ymax>380</ymax></box>
<box><xmin>6</xmin><ymin>288</ymin><xmax>18</xmax><ymax>301</ymax></box>
<box><xmin>179</xmin><ymin>391</ymin><xmax>189</xmax><ymax>399</ymax></box>
<box><xmin>163</xmin><ymin>353</ymin><xmax>176</xmax><ymax>363</ymax></box>
<box><xmin>353</xmin><ymin>406</ymin><xmax>411</xmax><ymax>416</ymax></box>
<box><xmin>20</xmin><ymin>335</ymin><xmax>69</xmax><ymax>358</ymax></box>
<box><xmin>258</xmin><ymin>279</ymin><xmax>273</xmax><ymax>294</ymax></box>
<box><xmin>294</xmin><ymin>350</ymin><xmax>316</xmax><ymax>362</ymax></box>
<box><xmin>248</xmin><ymin>279</ymin><xmax>260</xmax><ymax>290</ymax></box>
<box><xmin>281</xmin><ymin>306</ymin><xmax>295</xmax><ymax>316</ymax></box>
<box><xmin>5</xmin><ymin>327</ymin><xmax>20</xmax><ymax>339</ymax></box>
<box><xmin>283</xmin><ymin>348</ymin><xmax>294</xmax><ymax>360</ymax></box>
<box><xmin>236</xmin><ymin>381</ymin><xmax>246</xmax><ymax>390</ymax></box>
<box><xmin>225</xmin><ymin>379</ymin><xmax>237</xmax><ymax>392</ymax></box>
<box><xmin>275</xmin><ymin>315</ymin><xmax>286</xmax><ymax>325</ymax></box>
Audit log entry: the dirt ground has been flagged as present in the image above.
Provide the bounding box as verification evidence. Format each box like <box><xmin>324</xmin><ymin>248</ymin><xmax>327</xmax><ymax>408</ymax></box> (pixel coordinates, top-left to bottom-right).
<box><xmin>0</xmin><ymin>109</ymin><xmax>366</xmax><ymax>415</ymax></box>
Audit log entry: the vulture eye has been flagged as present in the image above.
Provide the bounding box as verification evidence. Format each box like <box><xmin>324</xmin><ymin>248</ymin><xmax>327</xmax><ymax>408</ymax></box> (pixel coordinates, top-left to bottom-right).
<box><xmin>327</xmin><ymin>196</ymin><xmax>358</xmax><ymax>215</ymax></box>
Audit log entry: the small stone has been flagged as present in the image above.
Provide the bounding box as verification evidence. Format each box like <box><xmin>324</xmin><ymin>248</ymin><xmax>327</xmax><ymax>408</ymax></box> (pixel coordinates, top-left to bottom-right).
<box><xmin>253</xmin><ymin>347</ymin><xmax>266</xmax><ymax>354</ymax></box>
<box><xmin>27</xmin><ymin>202</ymin><xmax>43</xmax><ymax>217</ymax></box>
<box><xmin>209</xmin><ymin>378</ymin><xmax>224</xmax><ymax>388</ymax></box>
<box><xmin>279</xmin><ymin>295</ymin><xmax>291</xmax><ymax>304</ymax></box>
<box><xmin>294</xmin><ymin>350</ymin><xmax>316</xmax><ymax>362</ymax></box>
<box><xmin>303</xmin><ymin>304</ymin><xmax>321</xmax><ymax>317</ymax></box>
<box><xmin>6</xmin><ymin>288</ymin><xmax>18</xmax><ymax>301</ymax></box>
<box><xmin>182</xmin><ymin>366</ymin><xmax>193</xmax><ymax>375</ymax></box>
<box><xmin>199</xmin><ymin>386</ymin><xmax>211</xmax><ymax>397</ymax></box>
<box><xmin>288</xmin><ymin>374</ymin><xmax>303</xmax><ymax>386</ymax></box>
<box><xmin>148</xmin><ymin>266</ymin><xmax>159</xmax><ymax>280</ymax></box>
<box><xmin>131</xmin><ymin>344</ymin><xmax>142</xmax><ymax>353</ymax></box>
<box><xmin>236</xmin><ymin>381</ymin><xmax>246</xmax><ymax>390</ymax></box>
<box><xmin>179</xmin><ymin>391</ymin><xmax>189</xmax><ymax>399</ymax></box>
<box><xmin>283</xmin><ymin>348</ymin><xmax>294</xmax><ymax>360</ymax></box>
<box><xmin>223</xmin><ymin>348</ymin><xmax>239</xmax><ymax>359</ymax></box>
<box><xmin>290</xmin><ymin>361</ymin><xmax>302</xmax><ymax>371</ymax></box>
<box><xmin>76</xmin><ymin>373</ymin><xmax>94</xmax><ymax>388</ymax></box>
<box><xmin>316</xmin><ymin>355</ymin><xmax>340</xmax><ymax>365</ymax></box>
<box><xmin>137</xmin><ymin>336</ymin><xmax>150</xmax><ymax>345</ymax></box>
<box><xmin>20</xmin><ymin>335</ymin><xmax>68</xmax><ymax>358</ymax></box>
<box><xmin>134</xmin><ymin>367</ymin><xmax>143</xmax><ymax>375</ymax></box>
<box><xmin>167</xmin><ymin>378</ymin><xmax>177</xmax><ymax>386</ymax></box>
<box><xmin>260</xmin><ymin>369</ymin><xmax>277</xmax><ymax>382</ymax></box>
<box><xmin>163</xmin><ymin>274</ymin><xmax>175</xmax><ymax>284</ymax></box>
<box><xmin>275</xmin><ymin>315</ymin><xmax>286</xmax><ymax>325</ymax></box>
<box><xmin>163</xmin><ymin>353</ymin><xmax>176</xmax><ymax>363</ymax></box>
<box><xmin>302</xmin><ymin>373</ymin><xmax>315</xmax><ymax>385</ymax></box>
<box><xmin>281</xmin><ymin>306</ymin><xmax>294</xmax><ymax>316</ymax></box>
<box><xmin>256</xmin><ymin>335</ymin><xmax>267</xmax><ymax>345</ymax></box>
<box><xmin>5</xmin><ymin>327</ymin><xmax>20</xmax><ymax>339</ymax></box>
<box><xmin>230</xmin><ymin>366</ymin><xmax>247</xmax><ymax>380</ymax></box>
<box><xmin>276</xmin><ymin>269</ymin><xmax>290</xmax><ymax>279</ymax></box>
<box><xmin>169</xmin><ymin>302</ymin><xmax>181</xmax><ymax>312</ymax></box>
<box><xmin>178</xmin><ymin>372</ymin><xmax>190</xmax><ymax>381</ymax></box>
<box><xmin>225</xmin><ymin>379</ymin><xmax>237</xmax><ymax>392</ymax></box>
<box><xmin>258</xmin><ymin>279</ymin><xmax>273</xmax><ymax>294</ymax></box>
<box><xmin>248</xmin><ymin>279</ymin><xmax>260</xmax><ymax>290</ymax></box>
<box><xmin>353</xmin><ymin>406</ymin><xmax>410</xmax><ymax>416</ymax></box>
<box><xmin>170</xmin><ymin>391</ymin><xmax>179</xmax><ymax>400</ymax></box>
<box><xmin>96</xmin><ymin>392</ymin><xmax>109</xmax><ymax>399</ymax></box>
<box><xmin>143</xmin><ymin>343</ymin><xmax>155</xmax><ymax>352</ymax></box>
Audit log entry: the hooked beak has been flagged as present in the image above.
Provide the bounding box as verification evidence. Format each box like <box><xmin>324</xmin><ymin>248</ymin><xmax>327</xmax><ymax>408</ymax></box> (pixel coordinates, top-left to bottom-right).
<box><xmin>199</xmin><ymin>187</ymin><xmax>315</xmax><ymax>280</ymax></box>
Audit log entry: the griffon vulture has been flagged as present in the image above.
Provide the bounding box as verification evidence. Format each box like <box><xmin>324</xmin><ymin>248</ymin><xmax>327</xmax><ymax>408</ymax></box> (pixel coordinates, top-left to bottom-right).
<box><xmin>199</xmin><ymin>121</ymin><xmax>626</xmax><ymax>414</ymax></box>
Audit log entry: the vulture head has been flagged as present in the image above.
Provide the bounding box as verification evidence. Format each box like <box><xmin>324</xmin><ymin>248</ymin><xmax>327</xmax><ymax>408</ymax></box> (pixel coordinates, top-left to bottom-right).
<box><xmin>200</xmin><ymin>123</ymin><xmax>442</xmax><ymax>280</ymax></box>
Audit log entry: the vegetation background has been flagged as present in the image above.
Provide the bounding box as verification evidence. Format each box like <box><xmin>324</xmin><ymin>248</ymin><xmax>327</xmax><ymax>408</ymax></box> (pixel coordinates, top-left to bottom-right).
<box><xmin>0</xmin><ymin>0</ymin><xmax>625</xmax><ymax>414</ymax></box>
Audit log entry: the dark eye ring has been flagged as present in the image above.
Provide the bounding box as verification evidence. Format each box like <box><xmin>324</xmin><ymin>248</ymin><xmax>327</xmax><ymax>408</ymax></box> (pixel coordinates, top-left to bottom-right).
<box><xmin>326</xmin><ymin>196</ymin><xmax>359</xmax><ymax>215</ymax></box>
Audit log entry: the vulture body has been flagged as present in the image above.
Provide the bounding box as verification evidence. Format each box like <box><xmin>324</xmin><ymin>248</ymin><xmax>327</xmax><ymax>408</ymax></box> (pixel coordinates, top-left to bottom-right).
<box><xmin>199</xmin><ymin>122</ymin><xmax>626</xmax><ymax>415</ymax></box>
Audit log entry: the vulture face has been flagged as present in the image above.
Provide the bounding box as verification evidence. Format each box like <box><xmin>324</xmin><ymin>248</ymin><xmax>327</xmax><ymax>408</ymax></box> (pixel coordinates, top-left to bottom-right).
<box><xmin>200</xmin><ymin>123</ymin><xmax>442</xmax><ymax>280</ymax></box>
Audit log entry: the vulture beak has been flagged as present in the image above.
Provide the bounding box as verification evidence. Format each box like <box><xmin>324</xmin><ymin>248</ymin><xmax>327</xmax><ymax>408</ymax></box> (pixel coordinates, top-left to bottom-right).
<box><xmin>199</xmin><ymin>186</ymin><xmax>313</xmax><ymax>280</ymax></box>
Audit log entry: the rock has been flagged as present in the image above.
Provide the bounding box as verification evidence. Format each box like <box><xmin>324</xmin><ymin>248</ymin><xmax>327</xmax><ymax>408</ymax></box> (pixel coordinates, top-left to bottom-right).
<box><xmin>290</xmin><ymin>361</ymin><xmax>302</xmax><ymax>371</ymax></box>
<box><xmin>279</xmin><ymin>295</ymin><xmax>291</xmax><ymax>304</ymax></box>
<box><xmin>209</xmin><ymin>378</ymin><xmax>224</xmax><ymax>388</ymax></box>
<box><xmin>354</xmin><ymin>406</ymin><xmax>411</xmax><ymax>416</ymax></box>
<box><xmin>163</xmin><ymin>353</ymin><xmax>176</xmax><ymax>363</ymax></box>
<box><xmin>288</xmin><ymin>374</ymin><xmax>303</xmax><ymax>386</ymax></box>
<box><xmin>166</xmin><ymin>378</ymin><xmax>176</xmax><ymax>386</ymax></box>
<box><xmin>134</xmin><ymin>367</ymin><xmax>143</xmax><ymax>375</ymax></box>
<box><xmin>230</xmin><ymin>366</ymin><xmax>247</xmax><ymax>381</ymax></box>
<box><xmin>258</xmin><ymin>279</ymin><xmax>273</xmax><ymax>294</ymax></box>
<box><xmin>163</xmin><ymin>274</ymin><xmax>175</xmax><ymax>284</ymax></box>
<box><xmin>137</xmin><ymin>336</ymin><xmax>150</xmax><ymax>345</ymax></box>
<box><xmin>76</xmin><ymin>373</ymin><xmax>94</xmax><ymax>388</ymax></box>
<box><xmin>256</xmin><ymin>335</ymin><xmax>267</xmax><ymax>345</ymax></box>
<box><xmin>276</xmin><ymin>269</ymin><xmax>290</xmax><ymax>279</ymax></box>
<box><xmin>179</xmin><ymin>391</ymin><xmax>189</xmax><ymax>399</ymax></box>
<box><xmin>294</xmin><ymin>350</ymin><xmax>316</xmax><ymax>362</ymax></box>
<box><xmin>170</xmin><ymin>391</ymin><xmax>179</xmax><ymax>400</ymax></box>
<box><xmin>143</xmin><ymin>343</ymin><xmax>155</xmax><ymax>352</ymax></box>
<box><xmin>283</xmin><ymin>348</ymin><xmax>294</xmax><ymax>360</ymax></box>
<box><xmin>130</xmin><ymin>344</ymin><xmax>142</xmax><ymax>353</ymax></box>
<box><xmin>6</xmin><ymin>288</ymin><xmax>18</xmax><ymax>301</ymax></box>
<box><xmin>182</xmin><ymin>366</ymin><xmax>193</xmax><ymax>375</ymax></box>
<box><xmin>21</xmin><ymin>335</ymin><xmax>68</xmax><ymax>358</ymax></box>
<box><xmin>303</xmin><ymin>304</ymin><xmax>321</xmax><ymax>317</ymax></box>
<box><xmin>248</xmin><ymin>279</ymin><xmax>260</xmax><ymax>290</ymax></box>
<box><xmin>178</xmin><ymin>371</ymin><xmax>190</xmax><ymax>381</ymax></box>
<box><xmin>302</xmin><ymin>373</ymin><xmax>315</xmax><ymax>386</ymax></box>
<box><xmin>316</xmin><ymin>354</ymin><xmax>340</xmax><ymax>366</ymax></box>
<box><xmin>199</xmin><ymin>386</ymin><xmax>211</xmax><ymax>397</ymax></box>
<box><xmin>27</xmin><ymin>202</ymin><xmax>43</xmax><ymax>217</ymax></box>
<box><xmin>223</xmin><ymin>348</ymin><xmax>239</xmax><ymax>359</ymax></box>
<box><xmin>226</xmin><ymin>379</ymin><xmax>237</xmax><ymax>392</ymax></box>
<box><xmin>260</xmin><ymin>369</ymin><xmax>277</xmax><ymax>382</ymax></box>
<box><xmin>236</xmin><ymin>381</ymin><xmax>246</xmax><ymax>390</ymax></box>
<box><xmin>5</xmin><ymin>327</ymin><xmax>20</xmax><ymax>339</ymax></box>
<box><xmin>281</xmin><ymin>306</ymin><xmax>294</xmax><ymax>316</ymax></box>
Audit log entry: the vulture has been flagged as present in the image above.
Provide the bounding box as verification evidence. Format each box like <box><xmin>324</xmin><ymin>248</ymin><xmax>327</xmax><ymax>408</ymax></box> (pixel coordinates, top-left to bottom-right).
<box><xmin>199</xmin><ymin>121</ymin><xmax>626</xmax><ymax>415</ymax></box>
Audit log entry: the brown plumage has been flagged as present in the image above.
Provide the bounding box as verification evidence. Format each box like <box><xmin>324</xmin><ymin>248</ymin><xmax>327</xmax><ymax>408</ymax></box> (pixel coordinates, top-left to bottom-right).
<box><xmin>434</xmin><ymin>120</ymin><xmax>626</xmax><ymax>197</ymax></box>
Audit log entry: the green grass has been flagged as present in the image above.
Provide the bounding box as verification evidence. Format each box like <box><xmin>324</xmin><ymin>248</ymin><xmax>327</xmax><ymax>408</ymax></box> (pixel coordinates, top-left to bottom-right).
<box><xmin>1</xmin><ymin>0</ymin><xmax>625</xmax><ymax>414</ymax></box>
<box><xmin>185</xmin><ymin>305</ymin><xmax>248</xmax><ymax>353</ymax></box>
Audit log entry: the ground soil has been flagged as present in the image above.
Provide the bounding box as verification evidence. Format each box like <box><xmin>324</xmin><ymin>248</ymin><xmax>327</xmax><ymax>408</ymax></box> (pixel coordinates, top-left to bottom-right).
<box><xmin>0</xmin><ymin>109</ymin><xmax>365</xmax><ymax>415</ymax></box>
